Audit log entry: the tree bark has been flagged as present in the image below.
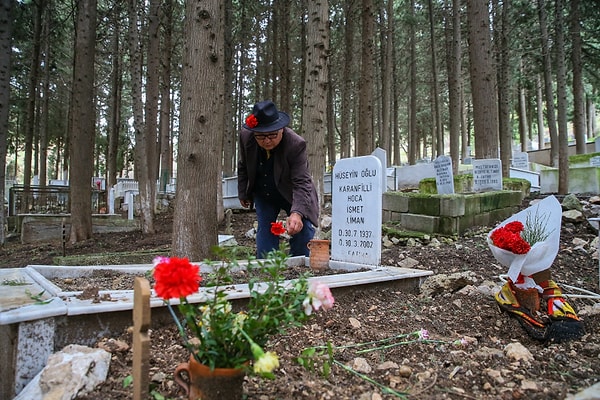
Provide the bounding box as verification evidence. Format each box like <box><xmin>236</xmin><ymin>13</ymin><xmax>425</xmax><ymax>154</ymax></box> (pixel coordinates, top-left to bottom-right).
<box><xmin>408</xmin><ymin>0</ymin><xmax>417</xmax><ymax>164</ymax></box>
<box><xmin>172</xmin><ymin>0</ymin><xmax>223</xmax><ymax>260</ymax></box>
<box><xmin>445</xmin><ymin>0</ymin><xmax>462</xmax><ymax>174</ymax></box>
<box><xmin>570</xmin><ymin>0</ymin><xmax>586</xmax><ymax>154</ymax></box>
<box><xmin>357</xmin><ymin>0</ymin><xmax>374</xmax><ymax>156</ymax></box>
<box><xmin>538</xmin><ymin>0</ymin><xmax>559</xmax><ymax>167</ymax></box>
<box><xmin>466</xmin><ymin>0</ymin><xmax>499</xmax><ymax>159</ymax></box>
<box><xmin>0</xmin><ymin>0</ymin><xmax>12</xmax><ymax>245</ymax></box>
<box><xmin>69</xmin><ymin>0</ymin><xmax>96</xmax><ymax>242</ymax></box>
<box><xmin>555</xmin><ymin>0</ymin><xmax>569</xmax><ymax>194</ymax></box>
<box><xmin>495</xmin><ymin>0</ymin><xmax>511</xmax><ymax>177</ymax></box>
<box><xmin>303</xmin><ymin>0</ymin><xmax>329</xmax><ymax>212</ymax></box>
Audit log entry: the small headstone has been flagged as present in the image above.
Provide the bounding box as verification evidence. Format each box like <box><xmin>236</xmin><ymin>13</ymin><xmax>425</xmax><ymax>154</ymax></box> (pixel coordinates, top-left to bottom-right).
<box><xmin>511</xmin><ymin>152</ymin><xmax>529</xmax><ymax>170</ymax></box>
<box><xmin>472</xmin><ymin>159</ymin><xmax>503</xmax><ymax>192</ymax></box>
<box><xmin>331</xmin><ymin>156</ymin><xmax>382</xmax><ymax>266</ymax></box>
<box><xmin>590</xmin><ymin>156</ymin><xmax>600</xmax><ymax>167</ymax></box>
<box><xmin>433</xmin><ymin>155</ymin><xmax>454</xmax><ymax>194</ymax></box>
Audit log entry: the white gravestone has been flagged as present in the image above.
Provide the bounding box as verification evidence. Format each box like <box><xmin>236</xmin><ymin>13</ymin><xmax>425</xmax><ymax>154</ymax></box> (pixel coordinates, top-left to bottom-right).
<box><xmin>331</xmin><ymin>156</ymin><xmax>382</xmax><ymax>266</ymax></box>
<box><xmin>590</xmin><ymin>156</ymin><xmax>600</xmax><ymax>167</ymax></box>
<box><xmin>371</xmin><ymin>147</ymin><xmax>388</xmax><ymax>193</ymax></box>
<box><xmin>433</xmin><ymin>155</ymin><xmax>454</xmax><ymax>194</ymax></box>
<box><xmin>472</xmin><ymin>159</ymin><xmax>503</xmax><ymax>191</ymax></box>
<box><xmin>511</xmin><ymin>152</ymin><xmax>529</xmax><ymax>170</ymax></box>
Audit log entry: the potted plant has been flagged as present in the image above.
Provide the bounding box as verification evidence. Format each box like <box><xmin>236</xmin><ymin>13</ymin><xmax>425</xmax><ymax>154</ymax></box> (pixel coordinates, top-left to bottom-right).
<box><xmin>152</xmin><ymin>246</ymin><xmax>335</xmax><ymax>400</ymax></box>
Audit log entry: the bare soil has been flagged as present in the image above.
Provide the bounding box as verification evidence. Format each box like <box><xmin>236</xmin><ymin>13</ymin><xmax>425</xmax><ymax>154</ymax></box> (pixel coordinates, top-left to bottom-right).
<box><xmin>2</xmin><ymin>194</ymin><xmax>600</xmax><ymax>399</ymax></box>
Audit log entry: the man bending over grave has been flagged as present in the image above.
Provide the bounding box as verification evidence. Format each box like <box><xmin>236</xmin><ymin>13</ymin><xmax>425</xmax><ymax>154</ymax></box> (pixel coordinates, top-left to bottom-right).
<box><xmin>489</xmin><ymin>195</ymin><xmax>585</xmax><ymax>343</ymax></box>
<box><xmin>237</xmin><ymin>100</ymin><xmax>319</xmax><ymax>258</ymax></box>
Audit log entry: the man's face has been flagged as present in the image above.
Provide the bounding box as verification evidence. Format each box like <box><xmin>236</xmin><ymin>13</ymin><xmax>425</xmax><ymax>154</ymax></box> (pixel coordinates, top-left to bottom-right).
<box><xmin>254</xmin><ymin>129</ymin><xmax>283</xmax><ymax>151</ymax></box>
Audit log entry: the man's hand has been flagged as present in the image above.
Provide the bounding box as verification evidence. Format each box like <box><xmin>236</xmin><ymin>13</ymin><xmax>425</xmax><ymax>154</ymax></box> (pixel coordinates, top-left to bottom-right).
<box><xmin>240</xmin><ymin>199</ymin><xmax>251</xmax><ymax>209</ymax></box>
<box><xmin>286</xmin><ymin>212</ymin><xmax>303</xmax><ymax>235</ymax></box>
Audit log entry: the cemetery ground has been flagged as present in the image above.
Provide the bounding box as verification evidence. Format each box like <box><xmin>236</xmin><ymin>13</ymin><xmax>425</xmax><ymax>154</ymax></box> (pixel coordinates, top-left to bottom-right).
<box><xmin>2</xmin><ymin>195</ymin><xmax>600</xmax><ymax>399</ymax></box>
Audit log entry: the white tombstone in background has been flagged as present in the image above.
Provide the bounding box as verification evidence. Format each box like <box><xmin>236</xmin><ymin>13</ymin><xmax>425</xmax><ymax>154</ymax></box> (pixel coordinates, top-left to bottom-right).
<box><xmin>371</xmin><ymin>147</ymin><xmax>388</xmax><ymax>193</ymax></box>
<box><xmin>511</xmin><ymin>152</ymin><xmax>529</xmax><ymax>170</ymax></box>
<box><xmin>108</xmin><ymin>187</ymin><xmax>115</xmax><ymax>214</ymax></box>
<box><xmin>472</xmin><ymin>159</ymin><xmax>503</xmax><ymax>191</ymax></box>
<box><xmin>590</xmin><ymin>156</ymin><xmax>600</xmax><ymax>167</ymax></box>
<box><xmin>595</xmin><ymin>137</ymin><xmax>600</xmax><ymax>153</ymax></box>
<box><xmin>433</xmin><ymin>155</ymin><xmax>454</xmax><ymax>194</ymax></box>
<box><xmin>331</xmin><ymin>156</ymin><xmax>382</xmax><ymax>266</ymax></box>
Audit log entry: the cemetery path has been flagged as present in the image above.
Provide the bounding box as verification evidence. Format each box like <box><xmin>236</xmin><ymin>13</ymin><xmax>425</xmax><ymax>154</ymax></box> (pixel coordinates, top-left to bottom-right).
<box><xmin>3</xmin><ymin>195</ymin><xmax>600</xmax><ymax>399</ymax></box>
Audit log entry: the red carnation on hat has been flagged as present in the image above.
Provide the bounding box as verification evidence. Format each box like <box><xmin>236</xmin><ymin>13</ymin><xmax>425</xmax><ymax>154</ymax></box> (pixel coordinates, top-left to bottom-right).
<box><xmin>245</xmin><ymin>114</ymin><xmax>258</xmax><ymax>129</ymax></box>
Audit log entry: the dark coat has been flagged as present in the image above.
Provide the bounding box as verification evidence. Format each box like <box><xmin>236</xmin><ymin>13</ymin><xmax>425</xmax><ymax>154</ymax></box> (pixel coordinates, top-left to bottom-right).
<box><xmin>237</xmin><ymin>127</ymin><xmax>319</xmax><ymax>227</ymax></box>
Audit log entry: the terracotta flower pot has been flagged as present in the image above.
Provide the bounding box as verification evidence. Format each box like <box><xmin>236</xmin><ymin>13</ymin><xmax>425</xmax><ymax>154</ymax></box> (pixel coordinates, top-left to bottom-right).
<box><xmin>307</xmin><ymin>239</ymin><xmax>330</xmax><ymax>272</ymax></box>
<box><xmin>174</xmin><ymin>355</ymin><xmax>246</xmax><ymax>400</ymax></box>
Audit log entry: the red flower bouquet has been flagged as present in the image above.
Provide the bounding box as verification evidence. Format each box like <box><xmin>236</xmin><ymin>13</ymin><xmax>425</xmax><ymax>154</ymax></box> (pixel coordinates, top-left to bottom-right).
<box><xmin>489</xmin><ymin>221</ymin><xmax>531</xmax><ymax>255</ymax></box>
<box><xmin>487</xmin><ymin>195</ymin><xmax>561</xmax><ymax>284</ymax></box>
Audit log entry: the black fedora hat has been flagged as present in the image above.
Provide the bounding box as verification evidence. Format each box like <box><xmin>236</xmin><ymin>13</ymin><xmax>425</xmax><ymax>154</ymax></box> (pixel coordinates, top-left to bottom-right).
<box><xmin>243</xmin><ymin>100</ymin><xmax>290</xmax><ymax>133</ymax></box>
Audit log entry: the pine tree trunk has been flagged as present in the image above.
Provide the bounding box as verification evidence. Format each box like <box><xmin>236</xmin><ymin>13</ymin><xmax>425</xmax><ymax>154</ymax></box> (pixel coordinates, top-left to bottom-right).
<box><xmin>0</xmin><ymin>0</ymin><xmax>12</xmax><ymax>246</ymax></box>
<box><xmin>69</xmin><ymin>0</ymin><xmax>96</xmax><ymax>242</ymax></box>
<box><xmin>570</xmin><ymin>0</ymin><xmax>586</xmax><ymax>154</ymax></box>
<box><xmin>357</xmin><ymin>0</ymin><xmax>374</xmax><ymax>156</ymax></box>
<box><xmin>445</xmin><ymin>0</ymin><xmax>462</xmax><ymax>174</ymax></box>
<box><xmin>538</xmin><ymin>0</ymin><xmax>559</xmax><ymax>167</ymax></box>
<box><xmin>303</xmin><ymin>0</ymin><xmax>329</xmax><ymax>210</ymax></box>
<box><xmin>555</xmin><ymin>0</ymin><xmax>569</xmax><ymax>194</ymax></box>
<box><xmin>466</xmin><ymin>0</ymin><xmax>499</xmax><ymax>159</ymax></box>
<box><xmin>172</xmin><ymin>0</ymin><xmax>223</xmax><ymax>260</ymax></box>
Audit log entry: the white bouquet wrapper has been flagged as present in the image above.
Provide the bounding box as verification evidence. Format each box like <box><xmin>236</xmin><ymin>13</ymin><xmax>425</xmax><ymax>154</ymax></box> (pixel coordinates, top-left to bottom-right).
<box><xmin>487</xmin><ymin>195</ymin><xmax>562</xmax><ymax>284</ymax></box>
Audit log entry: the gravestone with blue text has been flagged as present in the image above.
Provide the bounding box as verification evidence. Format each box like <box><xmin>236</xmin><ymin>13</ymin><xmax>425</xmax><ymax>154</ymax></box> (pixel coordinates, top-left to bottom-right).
<box><xmin>433</xmin><ymin>155</ymin><xmax>454</xmax><ymax>194</ymax></box>
<box><xmin>331</xmin><ymin>156</ymin><xmax>383</xmax><ymax>266</ymax></box>
<box><xmin>472</xmin><ymin>159</ymin><xmax>503</xmax><ymax>191</ymax></box>
<box><xmin>590</xmin><ymin>156</ymin><xmax>600</xmax><ymax>167</ymax></box>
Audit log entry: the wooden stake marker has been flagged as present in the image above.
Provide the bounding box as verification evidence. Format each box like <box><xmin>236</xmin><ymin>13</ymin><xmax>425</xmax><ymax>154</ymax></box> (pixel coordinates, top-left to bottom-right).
<box><xmin>133</xmin><ymin>277</ymin><xmax>151</xmax><ymax>400</ymax></box>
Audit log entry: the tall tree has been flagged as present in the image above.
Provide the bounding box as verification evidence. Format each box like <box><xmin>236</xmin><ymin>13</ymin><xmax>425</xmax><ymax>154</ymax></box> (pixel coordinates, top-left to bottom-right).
<box><xmin>555</xmin><ymin>0</ymin><xmax>569</xmax><ymax>194</ymax></box>
<box><xmin>128</xmin><ymin>0</ymin><xmax>155</xmax><ymax>234</ymax></box>
<box><xmin>303</xmin><ymin>0</ymin><xmax>329</xmax><ymax>208</ymax></box>
<box><xmin>445</xmin><ymin>0</ymin><xmax>462</xmax><ymax>174</ymax></box>
<box><xmin>408</xmin><ymin>0</ymin><xmax>417</xmax><ymax>164</ymax></box>
<box><xmin>69</xmin><ymin>0</ymin><xmax>97</xmax><ymax>242</ymax></box>
<box><xmin>466</xmin><ymin>0</ymin><xmax>499</xmax><ymax>159</ymax></box>
<box><xmin>0</xmin><ymin>0</ymin><xmax>12</xmax><ymax>246</ymax></box>
<box><xmin>107</xmin><ymin>4</ymin><xmax>123</xmax><ymax>190</ymax></box>
<box><xmin>380</xmin><ymin>0</ymin><xmax>394</xmax><ymax>163</ymax></box>
<box><xmin>538</xmin><ymin>0</ymin><xmax>559</xmax><ymax>167</ymax></box>
<box><xmin>428</xmin><ymin>0</ymin><xmax>442</xmax><ymax>158</ymax></box>
<box><xmin>158</xmin><ymin>0</ymin><xmax>174</xmax><ymax>191</ymax></box>
<box><xmin>495</xmin><ymin>0</ymin><xmax>511</xmax><ymax>177</ymax></box>
<box><xmin>570</xmin><ymin>0</ymin><xmax>585</xmax><ymax>154</ymax></box>
<box><xmin>357</xmin><ymin>0</ymin><xmax>374</xmax><ymax>156</ymax></box>
<box><xmin>172</xmin><ymin>0</ymin><xmax>223</xmax><ymax>260</ymax></box>
<box><xmin>340</xmin><ymin>0</ymin><xmax>357</xmax><ymax>159</ymax></box>
<box><xmin>23</xmin><ymin>0</ymin><xmax>45</xmax><ymax>187</ymax></box>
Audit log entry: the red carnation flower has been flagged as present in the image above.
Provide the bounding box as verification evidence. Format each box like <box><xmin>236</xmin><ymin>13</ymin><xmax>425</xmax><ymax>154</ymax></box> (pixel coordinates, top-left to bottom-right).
<box><xmin>490</xmin><ymin>225</ymin><xmax>531</xmax><ymax>255</ymax></box>
<box><xmin>153</xmin><ymin>257</ymin><xmax>201</xmax><ymax>299</ymax></box>
<box><xmin>245</xmin><ymin>114</ymin><xmax>258</xmax><ymax>129</ymax></box>
<box><xmin>504</xmin><ymin>221</ymin><xmax>524</xmax><ymax>234</ymax></box>
<box><xmin>270</xmin><ymin>221</ymin><xmax>286</xmax><ymax>236</ymax></box>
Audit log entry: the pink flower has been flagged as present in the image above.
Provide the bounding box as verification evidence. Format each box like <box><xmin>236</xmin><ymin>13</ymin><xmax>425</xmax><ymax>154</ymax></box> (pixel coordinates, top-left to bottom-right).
<box><xmin>303</xmin><ymin>281</ymin><xmax>335</xmax><ymax>315</ymax></box>
<box><xmin>418</xmin><ymin>329</ymin><xmax>429</xmax><ymax>340</ymax></box>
